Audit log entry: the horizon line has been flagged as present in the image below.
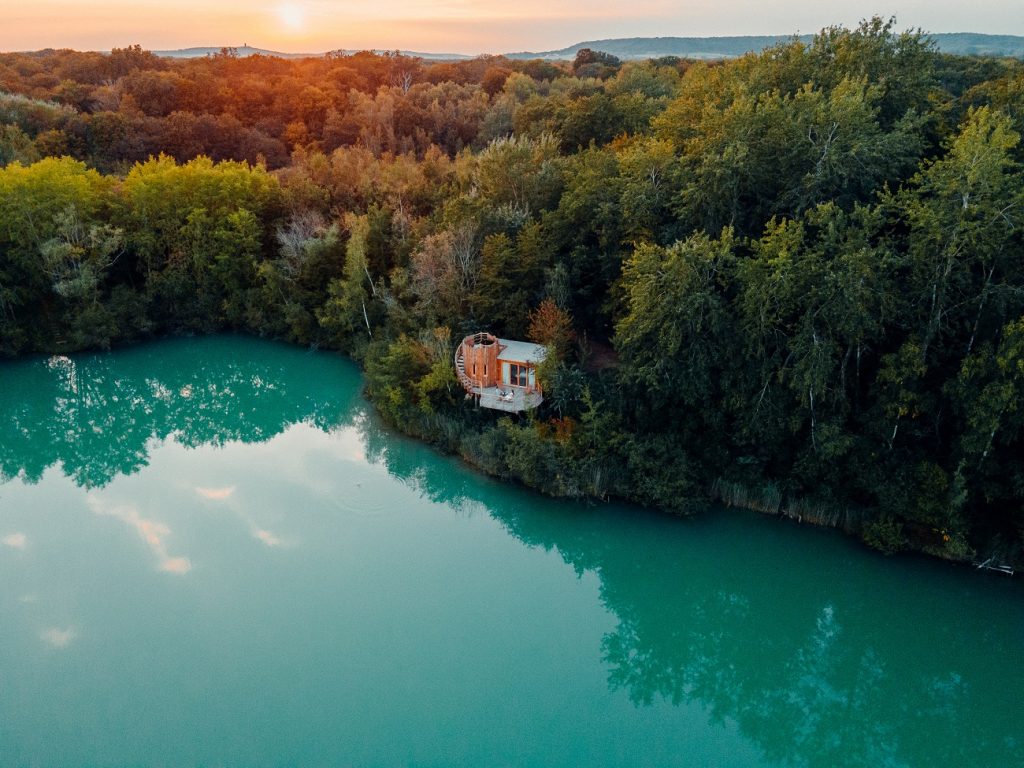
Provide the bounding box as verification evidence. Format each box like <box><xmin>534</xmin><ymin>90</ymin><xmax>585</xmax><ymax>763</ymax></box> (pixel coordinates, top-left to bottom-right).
<box><xmin>3</xmin><ymin>28</ymin><xmax>1022</xmax><ymax>59</ymax></box>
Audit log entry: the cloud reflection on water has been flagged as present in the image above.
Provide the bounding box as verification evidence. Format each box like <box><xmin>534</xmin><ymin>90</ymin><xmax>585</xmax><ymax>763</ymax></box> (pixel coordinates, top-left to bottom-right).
<box><xmin>196</xmin><ymin>486</ymin><xmax>236</xmax><ymax>500</ymax></box>
<box><xmin>86</xmin><ymin>495</ymin><xmax>192</xmax><ymax>575</ymax></box>
<box><xmin>194</xmin><ymin>483</ymin><xmax>289</xmax><ymax>548</ymax></box>
<box><xmin>253</xmin><ymin>529</ymin><xmax>284</xmax><ymax>547</ymax></box>
<box><xmin>2</xmin><ymin>532</ymin><xmax>27</xmax><ymax>549</ymax></box>
<box><xmin>40</xmin><ymin>627</ymin><xmax>76</xmax><ymax>648</ymax></box>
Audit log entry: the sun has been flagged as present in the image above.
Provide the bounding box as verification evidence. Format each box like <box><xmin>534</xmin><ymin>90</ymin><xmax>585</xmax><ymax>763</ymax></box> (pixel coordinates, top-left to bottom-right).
<box><xmin>276</xmin><ymin>2</ymin><xmax>306</xmax><ymax>31</ymax></box>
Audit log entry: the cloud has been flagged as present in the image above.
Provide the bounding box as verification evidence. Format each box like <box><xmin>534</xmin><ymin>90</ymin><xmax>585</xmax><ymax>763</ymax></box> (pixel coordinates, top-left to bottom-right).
<box><xmin>2</xmin><ymin>532</ymin><xmax>27</xmax><ymax>549</ymax></box>
<box><xmin>40</xmin><ymin>627</ymin><xmax>76</xmax><ymax>649</ymax></box>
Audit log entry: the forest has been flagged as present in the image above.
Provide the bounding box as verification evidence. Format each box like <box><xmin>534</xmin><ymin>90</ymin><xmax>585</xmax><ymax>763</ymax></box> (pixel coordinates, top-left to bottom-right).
<box><xmin>1</xmin><ymin>18</ymin><xmax>1023</xmax><ymax>566</ymax></box>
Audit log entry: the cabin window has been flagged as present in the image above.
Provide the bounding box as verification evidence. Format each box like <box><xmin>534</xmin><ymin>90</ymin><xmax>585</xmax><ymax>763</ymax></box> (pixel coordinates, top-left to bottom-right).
<box><xmin>483</xmin><ymin>364</ymin><xmax>487</xmax><ymax>378</ymax></box>
<box><xmin>501</xmin><ymin>362</ymin><xmax>511</xmax><ymax>385</ymax></box>
<box><xmin>509</xmin><ymin>363</ymin><xmax>528</xmax><ymax>387</ymax></box>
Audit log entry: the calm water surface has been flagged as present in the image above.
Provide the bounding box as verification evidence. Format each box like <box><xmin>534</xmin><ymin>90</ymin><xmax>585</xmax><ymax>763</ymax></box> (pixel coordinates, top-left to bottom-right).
<box><xmin>0</xmin><ymin>336</ymin><xmax>1021</xmax><ymax>767</ymax></box>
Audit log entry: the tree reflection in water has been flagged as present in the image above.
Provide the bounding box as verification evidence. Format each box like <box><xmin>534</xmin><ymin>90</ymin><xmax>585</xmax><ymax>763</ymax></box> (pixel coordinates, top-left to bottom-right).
<box><xmin>0</xmin><ymin>336</ymin><xmax>359</xmax><ymax>488</ymax></box>
<box><xmin>2</xmin><ymin>335</ymin><xmax>1021</xmax><ymax>768</ymax></box>
<box><xmin>362</xmin><ymin>415</ymin><xmax>1024</xmax><ymax>768</ymax></box>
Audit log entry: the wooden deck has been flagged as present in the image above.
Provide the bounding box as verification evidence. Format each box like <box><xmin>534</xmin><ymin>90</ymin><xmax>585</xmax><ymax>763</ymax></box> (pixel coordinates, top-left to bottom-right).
<box><xmin>473</xmin><ymin>386</ymin><xmax>543</xmax><ymax>413</ymax></box>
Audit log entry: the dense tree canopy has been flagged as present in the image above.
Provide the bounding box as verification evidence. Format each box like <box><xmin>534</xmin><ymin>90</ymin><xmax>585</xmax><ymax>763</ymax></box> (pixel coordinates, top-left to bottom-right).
<box><xmin>2</xmin><ymin>19</ymin><xmax>1024</xmax><ymax>566</ymax></box>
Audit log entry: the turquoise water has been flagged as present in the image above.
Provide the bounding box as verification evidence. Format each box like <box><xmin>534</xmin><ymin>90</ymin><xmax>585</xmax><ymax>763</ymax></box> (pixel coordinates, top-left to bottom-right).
<box><xmin>1</xmin><ymin>336</ymin><xmax>1021</xmax><ymax>767</ymax></box>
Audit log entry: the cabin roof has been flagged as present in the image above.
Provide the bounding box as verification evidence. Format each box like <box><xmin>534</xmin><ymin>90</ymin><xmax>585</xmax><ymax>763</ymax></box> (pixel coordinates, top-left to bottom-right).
<box><xmin>497</xmin><ymin>338</ymin><xmax>546</xmax><ymax>365</ymax></box>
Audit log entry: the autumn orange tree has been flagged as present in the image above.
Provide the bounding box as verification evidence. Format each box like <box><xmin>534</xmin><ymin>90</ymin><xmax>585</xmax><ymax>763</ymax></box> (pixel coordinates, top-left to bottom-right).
<box><xmin>528</xmin><ymin>298</ymin><xmax>576</xmax><ymax>358</ymax></box>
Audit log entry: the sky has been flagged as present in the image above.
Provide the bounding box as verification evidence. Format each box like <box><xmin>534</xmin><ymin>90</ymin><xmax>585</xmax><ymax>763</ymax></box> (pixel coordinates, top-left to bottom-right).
<box><xmin>0</xmin><ymin>0</ymin><xmax>1022</xmax><ymax>54</ymax></box>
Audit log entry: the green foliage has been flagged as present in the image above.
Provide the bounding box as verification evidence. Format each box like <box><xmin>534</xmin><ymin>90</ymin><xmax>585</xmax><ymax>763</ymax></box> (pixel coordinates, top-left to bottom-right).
<box><xmin>616</xmin><ymin>230</ymin><xmax>736</xmax><ymax>413</ymax></box>
<box><xmin>317</xmin><ymin>214</ymin><xmax>373</xmax><ymax>350</ymax></box>
<box><xmin>39</xmin><ymin>206</ymin><xmax>124</xmax><ymax>347</ymax></box>
<box><xmin>412</xmin><ymin>326</ymin><xmax>459</xmax><ymax>414</ymax></box>
<box><xmin>606</xmin><ymin>62</ymin><xmax>680</xmax><ymax>100</ymax></box>
<box><xmin>0</xmin><ymin>157</ymin><xmax>116</xmax><ymax>351</ymax></box>
<box><xmin>894</xmin><ymin>107</ymin><xmax>1022</xmax><ymax>368</ymax></box>
<box><xmin>862</xmin><ymin>517</ymin><xmax>905</xmax><ymax>554</ymax></box>
<box><xmin>364</xmin><ymin>334</ymin><xmax>432</xmax><ymax>423</ymax></box>
<box><xmin>3</xmin><ymin>20</ymin><xmax>1024</xmax><ymax>565</ymax></box>
<box><xmin>572</xmin><ymin>48</ymin><xmax>622</xmax><ymax>80</ymax></box>
<box><xmin>660</xmin><ymin>77</ymin><xmax>924</xmax><ymax>235</ymax></box>
<box><xmin>0</xmin><ymin>124</ymin><xmax>38</xmax><ymax>167</ymax></box>
<box><xmin>624</xmin><ymin>432</ymin><xmax>701</xmax><ymax>514</ymax></box>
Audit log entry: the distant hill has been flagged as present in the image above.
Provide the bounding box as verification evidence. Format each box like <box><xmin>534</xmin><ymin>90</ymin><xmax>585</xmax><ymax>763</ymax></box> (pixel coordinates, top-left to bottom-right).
<box><xmin>931</xmin><ymin>33</ymin><xmax>1024</xmax><ymax>57</ymax></box>
<box><xmin>152</xmin><ymin>45</ymin><xmax>470</xmax><ymax>61</ymax></box>
<box><xmin>150</xmin><ymin>33</ymin><xmax>1024</xmax><ymax>63</ymax></box>
<box><xmin>152</xmin><ymin>46</ymin><xmax>312</xmax><ymax>59</ymax></box>
<box><xmin>505</xmin><ymin>36</ymin><xmax>804</xmax><ymax>61</ymax></box>
<box><xmin>507</xmin><ymin>33</ymin><xmax>1024</xmax><ymax>60</ymax></box>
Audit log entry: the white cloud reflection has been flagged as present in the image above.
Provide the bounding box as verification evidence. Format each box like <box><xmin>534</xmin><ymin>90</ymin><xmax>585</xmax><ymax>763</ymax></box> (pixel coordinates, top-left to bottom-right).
<box><xmin>86</xmin><ymin>495</ymin><xmax>192</xmax><ymax>575</ymax></box>
<box><xmin>2</xmin><ymin>532</ymin><xmax>27</xmax><ymax>549</ymax></box>
<box><xmin>40</xmin><ymin>627</ymin><xmax>76</xmax><ymax>648</ymax></box>
<box><xmin>253</xmin><ymin>528</ymin><xmax>284</xmax><ymax>547</ymax></box>
<box><xmin>196</xmin><ymin>486</ymin><xmax>236</xmax><ymax>500</ymax></box>
<box><xmin>195</xmin><ymin>484</ymin><xmax>289</xmax><ymax>548</ymax></box>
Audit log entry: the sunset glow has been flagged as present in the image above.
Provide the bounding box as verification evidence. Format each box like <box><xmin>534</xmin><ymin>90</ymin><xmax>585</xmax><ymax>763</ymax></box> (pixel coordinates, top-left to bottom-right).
<box><xmin>0</xmin><ymin>1</ymin><xmax>1021</xmax><ymax>54</ymax></box>
<box><xmin>276</xmin><ymin>2</ymin><xmax>307</xmax><ymax>32</ymax></box>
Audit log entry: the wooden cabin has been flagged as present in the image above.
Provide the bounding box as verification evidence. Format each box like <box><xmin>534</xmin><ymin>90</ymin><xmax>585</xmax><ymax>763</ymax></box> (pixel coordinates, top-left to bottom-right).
<box><xmin>455</xmin><ymin>332</ymin><xmax>546</xmax><ymax>412</ymax></box>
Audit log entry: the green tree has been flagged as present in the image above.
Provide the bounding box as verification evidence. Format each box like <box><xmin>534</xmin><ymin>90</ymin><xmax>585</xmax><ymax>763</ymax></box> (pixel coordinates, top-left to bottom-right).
<box><xmin>895</xmin><ymin>107</ymin><xmax>1023</xmax><ymax>368</ymax></box>
<box><xmin>39</xmin><ymin>205</ymin><xmax>123</xmax><ymax>347</ymax></box>
<box><xmin>615</xmin><ymin>230</ymin><xmax>736</xmax><ymax>418</ymax></box>
<box><xmin>0</xmin><ymin>157</ymin><xmax>115</xmax><ymax>352</ymax></box>
<box><xmin>0</xmin><ymin>124</ymin><xmax>39</xmax><ymax>167</ymax></box>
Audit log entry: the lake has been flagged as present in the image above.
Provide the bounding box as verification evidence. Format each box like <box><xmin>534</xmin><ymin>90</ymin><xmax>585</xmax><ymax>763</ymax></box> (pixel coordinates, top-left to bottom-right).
<box><xmin>1</xmin><ymin>335</ymin><xmax>1021</xmax><ymax>767</ymax></box>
